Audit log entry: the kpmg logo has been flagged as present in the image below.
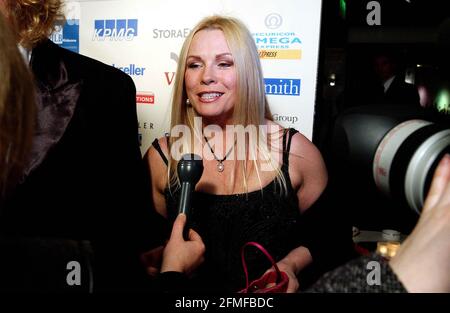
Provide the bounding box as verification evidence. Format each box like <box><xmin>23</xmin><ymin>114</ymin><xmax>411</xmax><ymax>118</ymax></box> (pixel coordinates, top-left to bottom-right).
<box><xmin>265</xmin><ymin>13</ymin><xmax>283</xmax><ymax>29</ymax></box>
<box><xmin>264</xmin><ymin>79</ymin><xmax>301</xmax><ymax>96</ymax></box>
<box><xmin>93</xmin><ymin>19</ymin><xmax>138</xmax><ymax>41</ymax></box>
<box><xmin>112</xmin><ymin>64</ymin><xmax>146</xmax><ymax>76</ymax></box>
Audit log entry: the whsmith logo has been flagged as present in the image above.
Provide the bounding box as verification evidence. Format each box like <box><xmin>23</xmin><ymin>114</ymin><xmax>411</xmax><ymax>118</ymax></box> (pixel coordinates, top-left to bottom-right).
<box><xmin>136</xmin><ymin>92</ymin><xmax>155</xmax><ymax>105</ymax></box>
<box><xmin>112</xmin><ymin>64</ymin><xmax>146</xmax><ymax>76</ymax></box>
<box><xmin>93</xmin><ymin>19</ymin><xmax>138</xmax><ymax>41</ymax></box>
<box><xmin>264</xmin><ymin>79</ymin><xmax>301</xmax><ymax>96</ymax></box>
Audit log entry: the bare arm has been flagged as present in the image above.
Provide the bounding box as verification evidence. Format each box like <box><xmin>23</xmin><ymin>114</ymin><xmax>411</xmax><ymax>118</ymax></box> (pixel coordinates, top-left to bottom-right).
<box><xmin>140</xmin><ymin>138</ymin><xmax>170</xmax><ymax>275</ymax></box>
<box><xmin>146</xmin><ymin>137</ymin><xmax>170</xmax><ymax>218</ymax></box>
<box><xmin>289</xmin><ymin>132</ymin><xmax>328</xmax><ymax>212</ymax></box>
<box><xmin>271</xmin><ymin>132</ymin><xmax>328</xmax><ymax>292</ymax></box>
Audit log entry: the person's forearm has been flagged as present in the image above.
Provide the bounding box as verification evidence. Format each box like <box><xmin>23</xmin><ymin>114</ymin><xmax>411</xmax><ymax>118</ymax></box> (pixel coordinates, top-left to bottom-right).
<box><xmin>277</xmin><ymin>246</ymin><xmax>313</xmax><ymax>274</ymax></box>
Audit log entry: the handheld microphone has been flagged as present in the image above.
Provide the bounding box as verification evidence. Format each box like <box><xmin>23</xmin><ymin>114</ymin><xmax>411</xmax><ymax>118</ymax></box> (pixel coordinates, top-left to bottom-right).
<box><xmin>177</xmin><ymin>153</ymin><xmax>203</xmax><ymax>239</ymax></box>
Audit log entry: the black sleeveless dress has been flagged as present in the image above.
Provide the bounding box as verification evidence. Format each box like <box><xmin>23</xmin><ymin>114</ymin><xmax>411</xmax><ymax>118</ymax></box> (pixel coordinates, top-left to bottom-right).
<box><xmin>152</xmin><ymin>128</ymin><xmax>304</xmax><ymax>292</ymax></box>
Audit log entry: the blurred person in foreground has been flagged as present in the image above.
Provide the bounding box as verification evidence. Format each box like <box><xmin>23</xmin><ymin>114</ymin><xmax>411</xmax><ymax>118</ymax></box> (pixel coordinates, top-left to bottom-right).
<box><xmin>0</xmin><ymin>0</ymin><xmax>166</xmax><ymax>291</ymax></box>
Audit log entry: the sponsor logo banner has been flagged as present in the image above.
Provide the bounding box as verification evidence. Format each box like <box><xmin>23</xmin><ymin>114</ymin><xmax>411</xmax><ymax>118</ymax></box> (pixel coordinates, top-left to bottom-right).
<box><xmin>138</xmin><ymin>121</ymin><xmax>154</xmax><ymax>129</ymax></box>
<box><xmin>253</xmin><ymin>32</ymin><xmax>302</xmax><ymax>49</ymax></box>
<box><xmin>137</xmin><ymin>92</ymin><xmax>155</xmax><ymax>104</ymax></box>
<box><xmin>265</xmin><ymin>13</ymin><xmax>283</xmax><ymax>29</ymax></box>
<box><xmin>164</xmin><ymin>52</ymin><xmax>179</xmax><ymax>85</ymax></box>
<box><xmin>153</xmin><ymin>28</ymin><xmax>191</xmax><ymax>39</ymax></box>
<box><xmin>93</xmin><ymin>19</ymin><xmax>138</xmax><ymax>41</ymax></box>
<box><xmin>273</xmin><ymin>114</ymin><xmax>299</xmax><ymax>124</ymax></box>
<box><xmin>259</xmin><ymin>49</ymin><xmax>302</xmax><ymax>60</ymax></box>
<box><xmin>50</xmin><ymin>20</ymin><xmax>79</xmax><ymax>53</ymax></box>
<box><xmin>253</xmin><ymin>13</ymin><xmax>302</xmax><ymax>58</ymax></box>
<box><xmin>112</xmin><ymin>64</ymin><xmax>146</xmax><ymax>76</ymax></box>
<box><xmin>264</xmin><ymin>78</ymin><xmax>301</xmax><ymax>96</ymax></box>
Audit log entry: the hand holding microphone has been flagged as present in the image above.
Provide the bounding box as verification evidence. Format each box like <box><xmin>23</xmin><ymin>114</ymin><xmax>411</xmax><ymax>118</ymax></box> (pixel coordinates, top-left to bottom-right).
<box><xmin>177</xmin><ymin>153</ymin><xmax>203</xmax><ymax>239</ymax></box>
<box><xmin>161</xmin><ymin>213</ymin><xmax>205</xmax><ymax>275</ymax></box>
<box><xmin>163</xmin><ymin>153</ymin><xmax>204</xmax><ymax>274</ymax></box>
<box><xmin>141</xmin><ymin>154</ymin><xmax>203</xmax><ymax>276</ymax></box>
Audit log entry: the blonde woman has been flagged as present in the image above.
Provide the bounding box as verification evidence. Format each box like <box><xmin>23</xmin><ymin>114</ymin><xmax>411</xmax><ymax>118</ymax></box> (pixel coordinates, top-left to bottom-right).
<box><xmin>147</xmin><ymin>15</ymin><xmax>328</xmax><ymax>292</ymax></box>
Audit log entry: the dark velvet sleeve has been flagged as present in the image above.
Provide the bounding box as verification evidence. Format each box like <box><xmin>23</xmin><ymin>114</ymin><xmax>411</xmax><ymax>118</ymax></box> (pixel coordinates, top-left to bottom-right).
<box><xmin>90</xmin><ymin>72</ymin><xmax>168</xmax><ymax>291</ymax></box>
<box><xmin>0</xmin><ymin>236</ymin><xmax>94</xmax><ymax>292</ymax></box>
<box><xmin>295</xmin><ymin>184</ymin><xmax>358</xmax><ymax>289</ymax></box>
<box><xmin>156</xmin><ymin>272</ymin><xmax>190</xmax><ymax>293</ymax></box>
<box><xmin>306</xmin><ymin>254</ymin><xmax>407</xmax><ymax>293</ymax></box>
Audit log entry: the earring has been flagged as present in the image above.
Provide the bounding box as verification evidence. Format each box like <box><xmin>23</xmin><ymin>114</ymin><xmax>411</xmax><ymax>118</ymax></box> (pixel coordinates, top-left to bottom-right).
<box><xmin>186</xmin><ymin>98</ymin><xmax>191</xmax><ymax>106</ymax></box>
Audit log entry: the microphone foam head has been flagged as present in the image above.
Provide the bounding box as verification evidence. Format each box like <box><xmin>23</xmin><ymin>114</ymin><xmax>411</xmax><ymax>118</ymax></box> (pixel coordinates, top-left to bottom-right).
<box><xmin>177</xmin><ymin>154</ymin><xmax>204</xmax><ymax>184</ymax></box>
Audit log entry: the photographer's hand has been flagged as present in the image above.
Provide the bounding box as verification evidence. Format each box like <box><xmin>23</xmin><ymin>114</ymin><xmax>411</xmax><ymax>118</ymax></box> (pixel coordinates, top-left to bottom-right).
<box><xmin>389</xmin><ymin>154</ymin><xmax>450</xmax><ymax>292</ymax></box>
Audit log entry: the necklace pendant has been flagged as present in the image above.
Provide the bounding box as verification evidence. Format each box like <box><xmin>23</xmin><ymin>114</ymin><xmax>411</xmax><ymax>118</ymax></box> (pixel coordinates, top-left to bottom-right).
<box><xmin>217</xmin><ymin>162</ymin><xmax>225</xmax><ymax>172</ymax></box>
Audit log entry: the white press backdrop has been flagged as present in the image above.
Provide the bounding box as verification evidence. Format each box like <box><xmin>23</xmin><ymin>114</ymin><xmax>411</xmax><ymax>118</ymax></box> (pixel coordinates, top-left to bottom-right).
<box><xmin>59</xmin><ymin>0</ymin><xmax>322</xmax><ymax>155</ymax></box>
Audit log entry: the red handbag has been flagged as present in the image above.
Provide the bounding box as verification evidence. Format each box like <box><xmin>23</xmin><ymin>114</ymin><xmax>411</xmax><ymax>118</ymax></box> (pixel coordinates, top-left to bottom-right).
<box><xmin>238</xmin><ymin>242</ymin><xmax>289</xmax><ymax>293</ymax></box>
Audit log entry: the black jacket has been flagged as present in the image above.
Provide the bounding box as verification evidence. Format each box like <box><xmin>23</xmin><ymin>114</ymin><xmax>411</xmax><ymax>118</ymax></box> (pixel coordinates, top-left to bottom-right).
<box><xmin>382</xmin><ymin>75</ymin><xmax>421</xmax><ymax>107</ymax></box>
<box><xmin>0</xmin><ymin>40</ymin><xmax>167</xmax><ymax>291</ymax></box>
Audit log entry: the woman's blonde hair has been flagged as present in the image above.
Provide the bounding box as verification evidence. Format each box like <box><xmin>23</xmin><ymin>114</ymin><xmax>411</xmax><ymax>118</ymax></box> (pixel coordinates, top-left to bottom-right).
<box><xmin>0</xmin><ymin>13</ymin><xmax>35</xmax><ymax>196</ymax></box>
<box><xmin>168</xmin><ymin>15</ymin><xmax>286</xmax><ymax>194</ymax></box>
<box><xmin>4</xmin><ymin>0</ymin><xmax>63</xmax><ymax>48</ymax></box>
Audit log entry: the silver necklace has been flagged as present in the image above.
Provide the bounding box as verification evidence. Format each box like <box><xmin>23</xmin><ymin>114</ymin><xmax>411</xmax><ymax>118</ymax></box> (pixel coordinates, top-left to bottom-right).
<box><xmin>204</xmin><ymin>136</ymin><xmax>235</xmax><ymax>172</ymax></box>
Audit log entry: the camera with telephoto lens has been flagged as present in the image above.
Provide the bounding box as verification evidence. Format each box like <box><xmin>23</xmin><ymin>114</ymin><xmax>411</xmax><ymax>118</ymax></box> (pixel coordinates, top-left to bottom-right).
<box><xmin>332</xmin><ymin>105</ymin><xmax>450</xmax><ymax>214</ymax></box>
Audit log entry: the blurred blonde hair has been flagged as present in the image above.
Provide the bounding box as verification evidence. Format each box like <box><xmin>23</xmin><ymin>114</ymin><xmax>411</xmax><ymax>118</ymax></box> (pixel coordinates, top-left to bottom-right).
<box><xmin>0</xmin><ymin>13</ymin><xmax>35</xmax><ymax>196</ymax></box>
<box><xmin>4</xmin><ymin>0</ymin><xmax>63</xmax><ymax>48</ymax></box>
<box><xmin>168</xmin><ymin>15</ymin><xmax>286</xmax><ymax>194</ymax></box>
